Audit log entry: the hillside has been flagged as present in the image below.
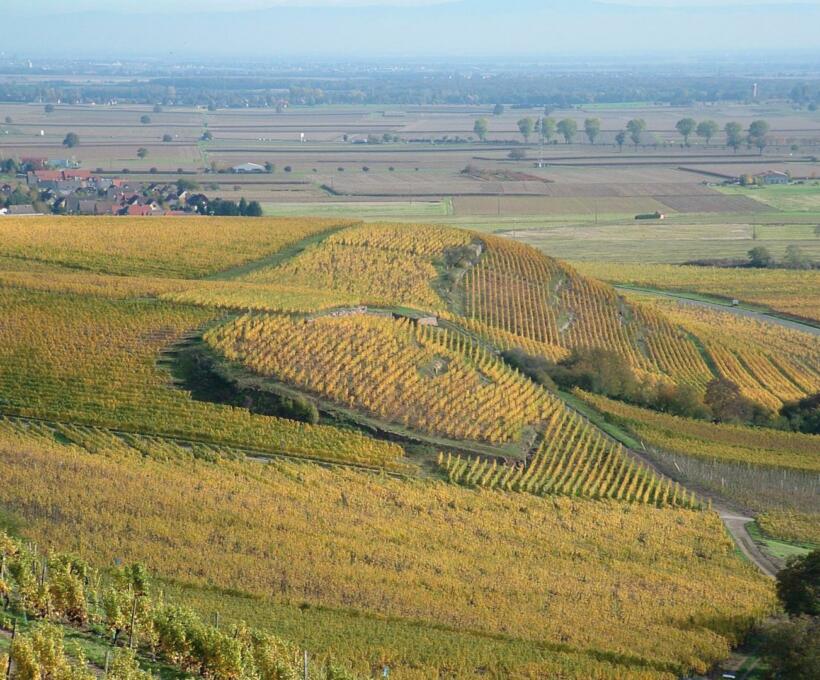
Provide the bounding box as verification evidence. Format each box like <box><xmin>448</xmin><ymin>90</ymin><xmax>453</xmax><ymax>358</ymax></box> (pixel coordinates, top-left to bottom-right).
<box><xmin>0</xmin><ymin>216</ymin><xmax>816</xmax><ymax>678</ymax></box>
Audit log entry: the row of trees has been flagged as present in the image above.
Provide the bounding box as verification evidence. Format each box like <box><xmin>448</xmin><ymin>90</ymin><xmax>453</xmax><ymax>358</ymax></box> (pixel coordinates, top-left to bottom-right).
<box><xmin>472</xmin><ymin>115</ymin><xmax>771</xmax><ymax>152</ymax></box>
<box><xmin>474</xmin><ymin>115</ymin><xmax>599</xmax><ymax>144</ymax></box>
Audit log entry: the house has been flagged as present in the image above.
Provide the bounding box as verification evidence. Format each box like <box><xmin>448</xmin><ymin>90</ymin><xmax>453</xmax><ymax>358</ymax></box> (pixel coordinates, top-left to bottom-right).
<box><xmin>48</xmin><ymin>158</ymin><xmax>81</xmax><ymax>169</ymax></box>
<box><xmin>756</xmin><ymin>170</ymin><xmax>790</xmax><ymax>185</ymax></box>
<box><xmin>231</xmin><ymin>162</ymin><xmax>266</xmax><ymax>173</ymax></box>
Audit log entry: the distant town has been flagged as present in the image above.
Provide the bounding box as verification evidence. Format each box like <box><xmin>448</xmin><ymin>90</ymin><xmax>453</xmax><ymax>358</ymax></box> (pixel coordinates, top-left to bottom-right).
<box><xmin>0</xmin><ymin>156</ymin><xmax>264</xmax><ymax>217</ymax></box>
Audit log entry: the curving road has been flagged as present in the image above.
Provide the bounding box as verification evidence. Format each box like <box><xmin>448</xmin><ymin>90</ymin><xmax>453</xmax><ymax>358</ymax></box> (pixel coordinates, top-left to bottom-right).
<box><xmin>614</xmin><ymin>285</ymin><xmax>820</xmax><ymax>337</ymax></box>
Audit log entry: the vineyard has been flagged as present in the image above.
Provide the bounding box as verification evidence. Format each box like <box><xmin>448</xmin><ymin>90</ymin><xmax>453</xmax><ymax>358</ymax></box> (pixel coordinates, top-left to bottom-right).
<box><xmin>0</xmin><ymin>421</ymin><xmax>775</xmax><ymax>679</ymax></box>
<box><xmin>0</xmin><ymin>215</ymin><xmax>813</xmax><ymax>679</ymax></box>
<box><xmin>0</xmin><ymin>287</ymin><xmax>404</xmax><ymax>468</ymax></box>
<box><xmin>573</xmin><ymin>261</ymin><xmax>820</xmax><ymax>324</ymax></box>
<box><xmin>440</xmin><ymin>406</ymin><xmax>699</xmax><ymax>508</ymax></box>
<box><xmin>0</xmin><ymin>216</ymin><xmax>347</xmax><ymax>278</ymax></box>
<box><xmin>460</xmin><ymin>235</ymin><xmax>715</xmax><ymax>388</ymax></box>
<box><xmin>205</xmin><ymin>312</ymin><xmax>556</xmax><ymax>448</ymax></box>
<box><xmin>239</xmin><ymin>223</ymin><xmax>472</xmax><ymax>311</ymax></box>
<box><xmin>580</xmin><ymin>391</ymin><xmax>820</xmax><ymax>472</ymax></box>
<box><xmin>642</xmin><ymin>298</ymin><xmax>820</xmax><ymax>411</ymax></box>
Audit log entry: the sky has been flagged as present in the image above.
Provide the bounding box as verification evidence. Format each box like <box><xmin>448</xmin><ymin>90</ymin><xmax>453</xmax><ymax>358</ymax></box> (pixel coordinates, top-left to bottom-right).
<box><xmin>2</xmin><ymin>1</ymin><xmax>819</xmax><ymax>59</ymax></box>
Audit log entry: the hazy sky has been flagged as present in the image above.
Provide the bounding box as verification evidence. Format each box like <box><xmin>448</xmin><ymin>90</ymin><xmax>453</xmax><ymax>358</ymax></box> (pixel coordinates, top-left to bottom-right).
<box><xmin>3</xmin><ymin>1</ymin><xmax>819</xmax><ymax>58</ymax></box>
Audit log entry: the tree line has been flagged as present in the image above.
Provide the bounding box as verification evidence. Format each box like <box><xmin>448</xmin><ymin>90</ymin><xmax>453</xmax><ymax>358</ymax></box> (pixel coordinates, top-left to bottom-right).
<box><xmin>474</xmin><ymin>110</ymin><xmax>772</xmax><ymax>152</ymax></box>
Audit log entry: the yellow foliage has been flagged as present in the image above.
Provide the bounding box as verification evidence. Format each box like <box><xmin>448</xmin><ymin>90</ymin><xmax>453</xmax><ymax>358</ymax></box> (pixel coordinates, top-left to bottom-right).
<box><xmin>0</xmin><ymin>216</ymin><xmax>347</xmax><ymax>278</ymax></box>
<box><xmin>206</xmin><ymin>313</ymin><xmax>557</xmax><ymax>445</ymax></box>
<box><xmin>0</xmin><ymin>287</ymin><xmax>403</xmax><ymax>468</ymax></box>
<box><xmin>579</xmin><ymin>391</ymin><xmax>820</xmax><ymax>472</ymax></box>
<box><xmin>573</xmin><ymin>261</ymin><xmax>820</xmax><ymax>324</ymax></box>
<box><xmin>0</xmin><ymin>423</ymin><xmax>775</xmax><ymax>678</ymax></box>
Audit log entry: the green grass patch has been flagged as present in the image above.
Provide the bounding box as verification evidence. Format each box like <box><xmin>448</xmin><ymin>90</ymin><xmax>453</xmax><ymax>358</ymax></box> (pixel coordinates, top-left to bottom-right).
<box><xmin>747</xmin><ymin>521</ymin><xmax>815</xmax><ymax>560</ymax></box>
<box><xmin>262</xmin><ymin>200</ymin><xmax>451</xmax><ymax>219</ymax></box>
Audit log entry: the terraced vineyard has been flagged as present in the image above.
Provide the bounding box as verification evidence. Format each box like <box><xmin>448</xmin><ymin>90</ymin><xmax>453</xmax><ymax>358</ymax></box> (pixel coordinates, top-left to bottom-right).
<box><xmin>206</xmin><ymin>312</ymin><xmax>556</xmax><ymax>448</ymax></box>
<box><xmin>460</xmin><ymin>235</ymin><xmax>715</xmax><ymax>387</ymax></box>
<box><xmin>0</xmin><ymin>287</ymin><xmax>404</xmax><ymax>468</ymax></box>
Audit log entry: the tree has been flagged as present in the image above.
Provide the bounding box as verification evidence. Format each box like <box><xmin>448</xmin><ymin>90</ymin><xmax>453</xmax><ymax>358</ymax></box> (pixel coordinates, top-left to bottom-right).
<box><xmin>62</xmin><ymin>132</ymin><xmax>79</xmax><ymax>148</ymax></box>
<box><xmin>517</xmin><ymin>117</ymin><xmax>534</xmax><ymax>143</ymax></box>
<box><xmin>264</xmin><ymin>161</ymin><xmax>274</xmax><ymax>173</ymax></box>
<box><xmin>626</xmin><ymin>119</ymin><xmax>646</xmax><ymax>148</ymax></box>
<box><xmin>784</xmin><ymin>244</ymin><xmax>811</xmax><ymax>269</ymax></box>
<box><xmin>245</xmin><ymin>201</ymin><xmax>263</xmax><ymax>217</ymax></box>
<box><xmin>725</xmin><ymin>122</ymin><xmax>744</xmax><ymax>152</ymax></box>
<box><xmin>748</xmin><ymin>245</ymin><xmax>773</xmax><ymax>268</ymax></box>
<box><xmin>140</xmin><ymin>115</ymin><xmax>151</xmax><ymax>125</ymax></box>
<box><xmin>675</xmin><ymin>118</ymin><xmax>697</xmax><ymax>145</ymax></box>
<box><xmin>4</xmin><ymin>116</ymin><xmax>12</xmax><ymax>124</ymax></box>
<box><xmin>583</xmin><ymin>118</ymin><xmax>601</xmax><ymax>144</ymax></box>
<box><xmin>44</xmin><ymin>104</ymin><xmax>55</xmax><ymax>114</ymax></box>
<box><xmin>556</xmin><ymin>118</ymin><xmax>577</xmax><ymax>144</ymax></box>
<box><xmin>780</xmin><ymin>393</ymin><xmax>820</xmax><ymax>435</ymax></box>
<box><xmin>153</xmin><ymin>104</ymin><xmax>163</xmax><ymax>113</ymax></box>
<box><xmin>759</xmin><ymin>616</ymin><xmax>820</xmax><ymax>680</ymax></box>
<box><xmin>137</xmin><ymin>148</ymin><xmax>148</xmax><ymax>159</ymax></box>
<box><xmin>748</xmin><ymin>119</ymin><xmax>770</xmax><ymax>155</ymax></box>
<box><xmin>696</xmin><ymin>120</ymin><xmax>719</xmax><ymax>145</ymax></box>
<box><xmin>615</xmin><ymin>130</ymin><xmax>626</xmax><ymax>151</ymax></box>
<box><xmin>162</xmin><ymin>134</ymin><xmax>173</xmax><ymax>142</ymax></box>
<box><xmin>200</xmin><ymin>131</ymin><xmax>213</xmax><ymax>142</ymax></box>
<box><xmin>508</xmin><ymin>149</ymin><xmax>527</xmax><ymax>160</ymax></box>
<box><xmin>492</xmin><ymin>103</ymin><xmax>504</xmax><ymax>116</ymax></box>
<box><xmin>777</xmin><ymin>549</ymin><xmax>820</xmax><ymax>616</ymax></box>
<box><xmin>704</xmin><ymin>378</ymin><xmax>758</xmax><ymax>423</ymax></box>
<box><xmin>473</xmin><ymin>118</ymin><xmax>488</xmax><ymax>142</ymax></box>
<box><xmin>176</xmin><ymin>178</ymin><xmax>199</xmax><ymax>193</ymax></box>
<box><xmin>540</xmin><ymin>117</ymin><xmax>557</xmax><ymax>143</ymax></box>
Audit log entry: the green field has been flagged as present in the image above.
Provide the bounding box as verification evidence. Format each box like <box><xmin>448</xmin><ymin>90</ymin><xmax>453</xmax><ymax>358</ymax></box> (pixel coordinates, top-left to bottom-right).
<box><xmin>719</xmin><ymin>182</ymin><xmax>820</xmax><ymax>211</ymax></box>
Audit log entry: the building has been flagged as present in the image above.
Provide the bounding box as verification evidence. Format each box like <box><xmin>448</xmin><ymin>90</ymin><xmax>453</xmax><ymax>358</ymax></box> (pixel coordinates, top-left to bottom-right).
<box><xmin>3</xmin><ymin>204</ymin><xmax>39</xmax><ymax>215</ymax></box>
<box><xmin>756</xmin><ymin>170</ymin><xmax>790</xmax><ymax>185</ymax></box>
<box><xmin>231</xmin><ymin>162</ymin><xmax>266</xmax><ymax>173</ymax></box>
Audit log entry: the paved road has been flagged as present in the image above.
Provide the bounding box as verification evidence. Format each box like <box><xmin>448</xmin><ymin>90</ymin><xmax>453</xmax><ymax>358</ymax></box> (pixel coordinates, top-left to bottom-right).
<box><xmin>719</xmin><ymin>511</ymin><xmax>780</xmax><ymax>579</ymax></box>
<box><xmin>614</xmin><ymin>285</ymin><xmax>820</xmax><ymax>336</ymax></box>
<box><xmin>620</xmin><ymin>442</ymin><xmax>780</xmax><ymax>578</ymax></box>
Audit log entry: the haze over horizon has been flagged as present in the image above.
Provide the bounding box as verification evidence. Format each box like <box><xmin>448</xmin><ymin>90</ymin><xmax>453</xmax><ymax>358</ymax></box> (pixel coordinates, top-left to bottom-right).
<box><xmin>3</xmin><ymin>0</ymin><xmax>820</xmax><ymax>59</ymax></box>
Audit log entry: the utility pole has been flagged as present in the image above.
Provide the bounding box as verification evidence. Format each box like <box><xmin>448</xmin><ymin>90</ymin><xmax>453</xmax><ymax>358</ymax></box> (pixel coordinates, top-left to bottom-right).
<box><xmin>128</xmin><ymin>593</ymin><xmax>139</xmax><ymax>649</ymax></box>
<box><xmin>303</xmin><ymin>650</ymin><xmax>308</xmax><ymax>680</ymax></box>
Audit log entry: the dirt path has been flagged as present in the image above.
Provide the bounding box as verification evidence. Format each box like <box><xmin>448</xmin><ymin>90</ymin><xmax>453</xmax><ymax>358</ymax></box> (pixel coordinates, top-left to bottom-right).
<box><xmin>614</xmin><ymin>284</ymin><xmax>820</xmax><ymax>336</ymax></box>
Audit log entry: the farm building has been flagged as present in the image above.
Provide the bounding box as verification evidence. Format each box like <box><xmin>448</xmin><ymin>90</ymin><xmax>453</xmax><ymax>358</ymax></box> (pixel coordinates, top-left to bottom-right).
<box><xmin>231</xmin><ymin>162</ymin><xmax>266</xmax><ymax>173</ymax></box>
<box><xmin>755</xmin><ymin>170</ymin><xmax>790</xmax><ymax>185</ymax></box>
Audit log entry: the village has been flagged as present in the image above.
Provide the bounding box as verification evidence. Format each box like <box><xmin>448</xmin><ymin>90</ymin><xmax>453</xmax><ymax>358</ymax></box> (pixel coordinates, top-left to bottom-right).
<box><xmin>0</xmin><ymin>156</ymin><xmax>263</xmax><ymax>216</ymax></box>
